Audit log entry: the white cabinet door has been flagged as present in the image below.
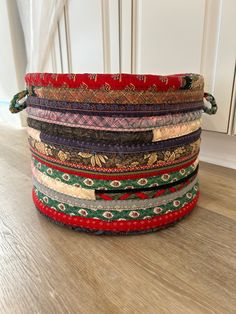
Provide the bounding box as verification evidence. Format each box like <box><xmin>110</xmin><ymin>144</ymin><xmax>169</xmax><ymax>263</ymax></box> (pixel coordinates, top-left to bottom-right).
<box><xmin>67</xmin><ymin>0</ymin><xmax>105</xmax><ymax>73</ymax></box>
<box><xmin>202</xmin><ymin>0</ymin><xmax>236</xmax><ymax>133</ymax></box>
<box><xmin>0</xmin><ymin>0</ymin><xmax>26</xmax><ymax>100</ymax></box>
<box><xmin>66</xmin><ymin>0</ymin><xmax>120</xmax><ymax>73</ymax></box>
<box><xmin>130</xmin><ymin>0</ymin><xmax>236</xmax><ymax>133</ymax></box>
<box><xmin>53</xmin><ymin>0</ymin><xmax>236</xmax><ymax>134</ymax></box>
<box><xmin>133</xmin><ymin>0</ymin><xmax>205</xmax><ymax>74</ymax></box>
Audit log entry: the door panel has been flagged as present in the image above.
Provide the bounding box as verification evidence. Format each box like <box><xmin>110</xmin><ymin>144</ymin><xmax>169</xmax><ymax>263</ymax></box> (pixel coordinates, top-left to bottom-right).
<box><xmin>68</xmin><ymin>0</ymin><xmax>104</xmax><ymax>73</ymax></box>
<box><xmin>202</xmin><ymin>0</ymin><xmax>236</xmax><ymax>133</ymax></box>
<box><xmin>134</xmin><ymin>0</ymin><xmax>205</xmax><ymax>74</ymax></box>
<box><xmin>132</xmin><ymin>0</ymin><xmax>236</xmax><ymax>133</ymax></box>
<box><xmin>47</xmin><ymin>0</ymin><xmax>236</xmax><ymax>134</ymax></box>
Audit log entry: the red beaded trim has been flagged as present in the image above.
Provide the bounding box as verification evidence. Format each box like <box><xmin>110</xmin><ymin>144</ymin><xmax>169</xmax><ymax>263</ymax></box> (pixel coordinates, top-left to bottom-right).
<box><xmin>33</xmin><ymin>189</ymin><xmax>199</xmax><ymax>232</ymax></box>
<box><xmin>25</xmin><ymin>73</ymin><xmax>189</xmax><ymax>90</ymax></box>
<box><xmin>32</xmin><ymin>152</ymin><xmax>198</xmax><ymax>181</ymax></box>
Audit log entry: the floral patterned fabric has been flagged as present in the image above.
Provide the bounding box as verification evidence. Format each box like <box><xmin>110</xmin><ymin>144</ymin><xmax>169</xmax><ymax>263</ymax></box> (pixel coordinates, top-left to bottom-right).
<box><xmin>28</xmin><ymin>134</ymin><xmax>200</xmax><ymax>171</ymax></box>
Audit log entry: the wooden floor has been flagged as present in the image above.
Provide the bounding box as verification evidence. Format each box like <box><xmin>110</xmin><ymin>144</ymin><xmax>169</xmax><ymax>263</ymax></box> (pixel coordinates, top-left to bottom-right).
<box><xmin>0</xmin><ymin>124</ymin><xmax>236</xmax><ymax>314</ymax></box>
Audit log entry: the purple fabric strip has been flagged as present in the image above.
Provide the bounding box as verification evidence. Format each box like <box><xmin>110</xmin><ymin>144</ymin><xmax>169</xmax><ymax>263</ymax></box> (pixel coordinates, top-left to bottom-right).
<box><xmin>26</xmin><ymin>96</ymin><xmax>204</xmax><ymax>117</ymax></box>
<box><xmin>40</xmin><ymin>128</ymin><xmax>201</xmax><ymax>153</ymax></box>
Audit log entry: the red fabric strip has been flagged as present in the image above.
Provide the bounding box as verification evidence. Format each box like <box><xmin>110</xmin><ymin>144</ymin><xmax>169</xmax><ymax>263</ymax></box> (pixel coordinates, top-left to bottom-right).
<box><xmin>33</xmin><ymin>189</ymin><xmax>199</xmax><ymax>232</ymax></box>
<box><xmin>134</xmin><ymin>192</ymin><xmax>149</xmax><ymax>199</ymax></box>
<box><xmin>118</xmin><ymin>193</ymin><xmax>133</xmax><ymax>200</ymax></box>
<box><xmin>97</xmin><ymin>194</ymin><xmax>113</xmax><ymax>201</ymax></box>
<box><xmin>25</xmin><ymin>73</ymin><xmax>186</xmax><ymax>91</ymax></box>
<box><xmin>32</xmin><ymin>152</ymin><xmax>197</xmax><ymax>180</ymax></box>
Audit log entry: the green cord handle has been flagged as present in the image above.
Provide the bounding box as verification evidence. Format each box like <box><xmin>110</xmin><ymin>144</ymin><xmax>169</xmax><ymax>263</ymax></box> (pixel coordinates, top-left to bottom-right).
<box><xmin>9</xmin><ymin>89</ymin><xmax>28</xmax><ymax>113</ymax></box>
<box><xmin>203</xmin><ymin>92</ymin><xmax>217</xmax><ymax>115</ymax></box>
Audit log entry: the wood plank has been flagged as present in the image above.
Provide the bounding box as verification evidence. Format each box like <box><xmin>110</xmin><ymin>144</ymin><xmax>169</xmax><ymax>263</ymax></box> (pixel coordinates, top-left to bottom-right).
<box><xmin>198</xmin><ymin>161</ymin><xmax>236</xmax><ymax>221</ymax></box>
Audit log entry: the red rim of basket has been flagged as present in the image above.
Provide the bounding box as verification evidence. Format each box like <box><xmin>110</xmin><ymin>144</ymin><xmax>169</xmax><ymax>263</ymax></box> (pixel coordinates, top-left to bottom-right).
<box><xmin>25</xmin><ymin>72</ymin><xmax>203</xmax><ymax>91</ymax></box>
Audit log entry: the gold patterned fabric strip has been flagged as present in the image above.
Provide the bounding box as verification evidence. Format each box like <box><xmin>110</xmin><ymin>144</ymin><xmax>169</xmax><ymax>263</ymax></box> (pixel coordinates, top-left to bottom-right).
<box><xmin>33</xmin><ymin>87</ymin><xmax>204</xmax><ymax>105</ymax></box>
<box><xmin>28</xmin><ymin>130</ymin><xmax>201</xmax><ymax>171</ymax></box>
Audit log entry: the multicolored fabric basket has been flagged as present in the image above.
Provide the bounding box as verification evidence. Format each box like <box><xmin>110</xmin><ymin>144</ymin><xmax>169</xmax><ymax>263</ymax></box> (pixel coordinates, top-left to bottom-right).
<box><xmin>10</xmin><ymin>73</ymin><xmax>217</xmax><ymax>235</ymax></box>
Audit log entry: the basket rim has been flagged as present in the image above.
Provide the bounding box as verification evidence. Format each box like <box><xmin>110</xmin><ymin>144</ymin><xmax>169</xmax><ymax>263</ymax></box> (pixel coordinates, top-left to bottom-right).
<box><xmin>25</xmin><ymin>72</ymin><xmax>204</xmax><ymax>91</ymax></box>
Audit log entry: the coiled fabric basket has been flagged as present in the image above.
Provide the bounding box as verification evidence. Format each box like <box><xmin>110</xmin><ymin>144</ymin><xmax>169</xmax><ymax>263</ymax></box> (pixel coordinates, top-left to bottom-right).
<box><xmin>10</xmin><ymin>73</ymin><xmax>217</xmax><ymax>235</ymax></box>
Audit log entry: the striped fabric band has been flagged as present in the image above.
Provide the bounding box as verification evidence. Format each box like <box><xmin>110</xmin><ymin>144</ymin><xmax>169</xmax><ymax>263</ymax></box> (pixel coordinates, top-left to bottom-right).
<box><xmin>29</xmin><ymin>135</ymin><xmax>200</xmax><ymax>173</ymax></box>
<box><xmin>32</xmin><ymin>155</ymin><xmax>199</xmax><ymax>190</ymax></box>
<box><xmin>32</xmin><ymin>157</ymin><xmax>198</xmax><ymax>202</ymax></box>
<box><xmin>31</xmin><ymin>148</ymin><xmax>198</xmax><ymax>180</ymax></box>
<box><xmin>27</xmin><ymin>116</ymin><xmax>201</xmax><ymax>144</ymax></box>
<box><xmin>33</xmin><ymin>189</ymin><xmax>200</xmax><ymax>232</ymax></box>
<box><xmin>25</xmin><ymin>73</ymin><xmax>204</xmax><ymax>91</ymax></box>
<box><xmin>33</xmin><ymin>86</ymin><xmax>204</xmax><ymax>105</ymax></box>
<box><xmin>34</xmin><ymin>183</ymin><xmax>199</xmax><ymax>221</ymax></box>
<box><xmin>33</xmin><ymin>173</ymin><xmax>198</xmax><ymax>210</ymax></box>
<box><xmin>26</xmin><ymin>106</ymin><xmax>202</xmax><ymax>131</ymax></box>
<box><xmin>38</xmin><ymin>128</ymin><xmax>202</xmax><ymax>153</ymax></box>
<box><xmin>26</xmin><ymin>96</ymin><xmax>204</xmax><ymax>117</ymax></box>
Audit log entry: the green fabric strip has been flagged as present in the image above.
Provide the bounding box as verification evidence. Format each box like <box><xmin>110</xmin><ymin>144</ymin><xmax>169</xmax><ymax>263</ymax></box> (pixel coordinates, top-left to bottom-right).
<box><xmin>95</xmin><ymin>174</ymin><xmax>197</xmax><ymax>200</ymax></box>
<box><xmin>32</xmin><ymin>156</ymin><xmax>198</xmax><ymax>190</ymax></box>
<box><xmin>34</xmin><ymin>183</ymin><xmax>199</xmax><ymax>221</ymax></box>
<box><xmin>33</xmin><ymin>176</ymin><xmax>198</xmax><ymax>210</ymax></box>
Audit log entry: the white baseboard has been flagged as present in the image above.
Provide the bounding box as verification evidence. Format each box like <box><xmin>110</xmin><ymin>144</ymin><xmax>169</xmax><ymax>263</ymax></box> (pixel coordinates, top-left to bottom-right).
<box><xmin>200</xmin><ymin>154</ymin><xmax>236</xmax><ymax>169</ymax></box>
<box><xmin>200</xmin><ymin>131</ymin><xmax>236</xmax><ymax>169</ymax></box>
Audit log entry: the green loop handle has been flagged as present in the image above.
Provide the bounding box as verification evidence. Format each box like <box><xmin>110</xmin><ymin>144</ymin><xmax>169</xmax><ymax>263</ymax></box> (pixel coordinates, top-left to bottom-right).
<box><xmin>9</xmin><ymin>89</ymin><xmax>28</xmax><ymax>113</ymax></box>
<box><xmin>203</xmin><ymin>92</ymin><xmax>217</xmax><ymax>115</ymax></box>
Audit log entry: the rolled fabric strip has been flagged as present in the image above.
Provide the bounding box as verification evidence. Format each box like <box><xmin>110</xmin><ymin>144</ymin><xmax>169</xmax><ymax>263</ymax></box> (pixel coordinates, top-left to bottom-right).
<box><xmin>31</xmin><ymin>155</ymin><xmax>199</xmax><ymax>190</ymax></box>
<box><xmin>26</xmin><ymin>96</ymin><xmax>204</xmax><ymax>117</ymax></box>
<box><xmin>27</xmin><ymin>116</ymin><xmax>201</xmax><ymax>144</ymax></box>
<box><xmin>10</xmin><ymin>72</ymin><xmax>217</xmax><ymax>235</ymax></box>
<box><xmin>26</xmin><ymin>106</ymin><xmax>202</xmax><ymax>131</ymax></box>
<box><xmin>33</xmin><ymin>160</ymin><xmax>198</xmax><ymax>201</ymax></box>
<box><xmin>33</xmin><ymin>188</ymin><xmax>200</xmax><ymax>234</ymax></box>
<box><xmin>38</xmin><ymin>128</ymin><xmax>202</xmax><ymax>153</ymax></box>
<box><xmin>33</xmin><ymin>174</ymin><xmax>198</xmax><ymax>210</ymax></box>
<box><xmin>28</xmin><ymin>135</ymin><xmax>200</xmax><ymax>172</ymax></box>
<box><xmin>25</xmin><ymin>73</ymin><xmax>203</xmax><ymax>90</ymax></box>
<box><xmin>32</xmin><ymin>86</ymin><xmax>204</xmax><ymax>105</ymax></box>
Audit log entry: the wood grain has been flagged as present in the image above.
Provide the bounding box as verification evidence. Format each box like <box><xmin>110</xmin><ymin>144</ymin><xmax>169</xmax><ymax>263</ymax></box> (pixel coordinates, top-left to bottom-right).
<box><xmin>0</xmin><ymin>124</ymin><xmax>235</xmax><ymax>314</ymax></box>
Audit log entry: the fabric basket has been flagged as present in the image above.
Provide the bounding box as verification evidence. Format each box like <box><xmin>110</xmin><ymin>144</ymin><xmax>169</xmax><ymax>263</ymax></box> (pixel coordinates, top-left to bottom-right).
<box><xmin>10</xmin><ymin>73</ymin><xmax>217</xmax><ymax>235</ymax></box>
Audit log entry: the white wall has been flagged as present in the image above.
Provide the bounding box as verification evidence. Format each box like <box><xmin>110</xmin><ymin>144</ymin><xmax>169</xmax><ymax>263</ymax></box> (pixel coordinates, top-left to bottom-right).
<box><xmin>0</xmin><ymin>0</ymin><xmax>18</xmax><ymax>100</ymax></box>
<box><xmin>0</xmin><ymin>0</ymin><xmax>26</xmax><ymax>127</ymax></box>
<box><xmin>0</xmin><ymin>0</ymin><xmax>26</xmax><ymax>100</ymax></box>
<box><xmin>200</xmin><ymin>131</ymin><xmax>236</xmax><ymax>170</ymax></box>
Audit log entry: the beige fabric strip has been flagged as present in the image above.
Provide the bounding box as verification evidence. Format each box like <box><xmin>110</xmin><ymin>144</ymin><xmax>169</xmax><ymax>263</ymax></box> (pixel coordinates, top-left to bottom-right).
<box><xmin>27</xmin><ymin>127</ymin><xmax>41</xmax><ymax>141</ymax></box>
<box><xmin>152</xmin><ymin>118</ymin><xmax>202</xmax><ymax>142</ymax></box>
<box><xmin>32</xmin><ymin>165</ymin><xmax>96</xmax><ymax>200</ymax></box>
